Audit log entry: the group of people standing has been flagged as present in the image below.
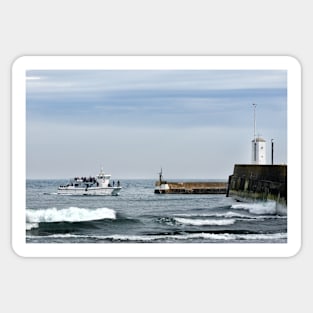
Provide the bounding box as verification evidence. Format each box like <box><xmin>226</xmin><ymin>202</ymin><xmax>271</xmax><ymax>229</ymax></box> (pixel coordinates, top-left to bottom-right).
<box><xmin>110</xmin><ymin>180</ymin><xmax>120</xmax><ymax>187</ymax></box>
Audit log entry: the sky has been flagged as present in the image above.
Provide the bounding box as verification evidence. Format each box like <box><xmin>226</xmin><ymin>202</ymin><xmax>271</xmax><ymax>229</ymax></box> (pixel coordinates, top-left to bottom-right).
<box><xmin>26</xmin><ymin>70</ymin><xmax>287</xmax><ymax>179</ymax></box>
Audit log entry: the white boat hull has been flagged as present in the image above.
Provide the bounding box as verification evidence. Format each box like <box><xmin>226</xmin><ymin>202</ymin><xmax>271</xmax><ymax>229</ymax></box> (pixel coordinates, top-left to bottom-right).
<box><xmin>57</xmin><ymin>186</ymin><xmax>122</xmax><ymax>196</ymax></box>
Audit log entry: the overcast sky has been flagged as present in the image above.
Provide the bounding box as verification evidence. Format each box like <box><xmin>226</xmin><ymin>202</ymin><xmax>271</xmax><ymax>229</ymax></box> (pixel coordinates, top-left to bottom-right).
<box><xmin>26</xmin><ymin>70</ymin><xmax>287</xmax><ymax>179</ymax></box>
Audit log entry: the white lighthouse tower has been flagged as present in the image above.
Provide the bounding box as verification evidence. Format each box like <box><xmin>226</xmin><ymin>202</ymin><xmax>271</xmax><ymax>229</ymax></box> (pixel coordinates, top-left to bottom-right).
<box><xmin>251</xmin><ymin>137</ymin><xmax>267</xmax><ymax>164</ymax></box>
<box><xmin>251</xmin><ymin>104</ymin><xmax>267</xmax><ymax>164</ymax></box>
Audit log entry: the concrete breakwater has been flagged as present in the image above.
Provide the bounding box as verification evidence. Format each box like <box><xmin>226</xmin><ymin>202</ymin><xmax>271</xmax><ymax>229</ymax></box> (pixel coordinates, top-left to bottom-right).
<box><xmin>155</xmin><ymin>181</ymin><xmax>227</xmax><ymax>194</ymax></box>
<box><xmin>226</xmin><ymin>164</ymin><xmax>287</xmax><ymax>214</ymax></box>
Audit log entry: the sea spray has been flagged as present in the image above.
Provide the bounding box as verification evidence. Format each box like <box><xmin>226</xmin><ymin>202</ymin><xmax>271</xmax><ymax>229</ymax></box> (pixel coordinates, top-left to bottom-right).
<box><xmin>26</xmin><ymin>207</ymin><xmax>116</xmax><ymax>223</ymax></box>
<box><xmin>231</xmin><ymin>201</ymin><xmax>277</xmax><ymax>215</ymax></box>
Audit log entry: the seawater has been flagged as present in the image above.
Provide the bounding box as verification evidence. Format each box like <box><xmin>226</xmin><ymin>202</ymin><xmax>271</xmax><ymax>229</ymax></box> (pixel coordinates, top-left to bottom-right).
<box><xmin>26</xmin><ymin>179</ymin><xmax>287</xmax><ymax>243</ymax></box>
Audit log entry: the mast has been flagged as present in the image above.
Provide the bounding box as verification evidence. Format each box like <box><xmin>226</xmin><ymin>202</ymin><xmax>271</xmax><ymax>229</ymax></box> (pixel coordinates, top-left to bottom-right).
<box><xmin>252</xmin><ymin>103</ymin><xmax>257</xmax><ymax>163</ymax></box>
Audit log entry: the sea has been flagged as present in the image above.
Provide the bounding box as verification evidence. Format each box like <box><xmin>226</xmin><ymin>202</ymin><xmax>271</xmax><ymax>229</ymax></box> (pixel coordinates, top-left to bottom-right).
<box><xmin>26</xmin><ymin>179</ymin><xmax>287</xmax><ymax>244</ymax></box>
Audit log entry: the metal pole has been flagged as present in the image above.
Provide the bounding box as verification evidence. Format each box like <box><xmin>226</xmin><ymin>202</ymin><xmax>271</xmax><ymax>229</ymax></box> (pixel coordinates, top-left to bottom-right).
<box><xmin>271</xmin><ymin>139</ymin><xmax>274</xmax><ymax>165</ymax></box>
<box><xmin>253</xmin><ymin>104</ymin><xmax>257</xmax><ymax>162</ymax></box>
<box><xmin>253</xmin><ymin>103</ymin><xmax>256</xmax><ymax>142</ymax></box>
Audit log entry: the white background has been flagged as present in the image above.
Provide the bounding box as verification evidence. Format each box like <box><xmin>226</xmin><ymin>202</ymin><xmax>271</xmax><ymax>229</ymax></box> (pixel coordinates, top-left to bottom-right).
<box><xmin>1</xmin><ymin>1</ymin><xmax>312</xmax><ymax>312</ymax></box>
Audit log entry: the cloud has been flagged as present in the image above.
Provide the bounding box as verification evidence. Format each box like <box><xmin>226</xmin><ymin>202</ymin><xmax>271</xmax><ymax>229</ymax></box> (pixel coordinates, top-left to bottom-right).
<box><xmin>26</xmin><ymin>69</ymin><xmax>287</xmax><ymax>93</ymax></box>
<box><xmin>26</xmin><ymin>69</ymin><xmax>287</xmax><ymax>178</ymax></box>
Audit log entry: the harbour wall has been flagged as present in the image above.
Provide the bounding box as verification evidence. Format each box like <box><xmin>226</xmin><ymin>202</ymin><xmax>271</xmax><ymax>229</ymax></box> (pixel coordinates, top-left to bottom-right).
<box><xmin>226</xmin><ymin>164</ymin><xmax>287</xmax><ymax>213</ymax></box>
<box><xmin>155</xmin><ymin>181</ymin><xmax>227</xmax><ymax>194</ymax></box>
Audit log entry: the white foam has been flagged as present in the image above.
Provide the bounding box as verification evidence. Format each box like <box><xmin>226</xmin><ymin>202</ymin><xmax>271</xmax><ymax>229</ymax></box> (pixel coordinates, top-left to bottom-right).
<box><xmin>176</xmin><ymin>212</ymin><xmax>256</xmax><ymax>219</ymax></box>
<box><xmin>231</xmin><ymin>201</ymin><xmax>277</xmax><ymax>215</ymax></box>
<box><xmin>26</xmin><ymin>222</ymin><xmax>39</xmax><ymax>230</ymax></box>
<box><xmin>174</xmin><ymin>217</ymin><xmax>236</xmax><ymax>226</ymax></box>
<box><xmin>26</xmin><ymin>207</ymin><xmax>116</xmax><ymax>223</ymax></box>
<box><xmin>26</xmin><ymin>232</ymin><xmax>287</xmax><ymax>242</ymax></box>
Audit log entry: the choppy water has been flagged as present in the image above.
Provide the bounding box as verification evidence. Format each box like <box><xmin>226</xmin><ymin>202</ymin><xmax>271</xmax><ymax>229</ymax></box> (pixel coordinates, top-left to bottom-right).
<box><xmin>26</xmin><ymin>179</ymin><xmax>287</xmax><ymax>243</ymax></box>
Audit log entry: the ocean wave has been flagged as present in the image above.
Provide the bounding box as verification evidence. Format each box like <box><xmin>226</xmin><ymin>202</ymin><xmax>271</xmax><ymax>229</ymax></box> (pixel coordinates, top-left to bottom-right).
<box><xmin>26</xmin><ymin>222</ymin><xmax>39</xmax><ymax>230</ymax></box>
<box><xmin>175</xmin><ymin>212</ymin><xmax>286</xmax><ymax>220</ymax></box>
<box><xmin>176</xmin><ymin>212</ymin><xmax>242</xmax><ymax>218</ymax></box>
<box><xmin>26</xmin><ymin>232</ymin><xmax>287</xmax><ymax>242</ymax></box>
<box><xmin>231</xmin><ymin>201</ymin><xmax>277</xmax><ymax>215</ymax></box>
<box><xmin>174</xmin><ymin>217</ymin><xmax>236</xmax><ymax>226</ymax></box>
<box><xmin>26</xmin><ymin>207</ymin><xmax>116</xmax><ymax>223</ymax></box>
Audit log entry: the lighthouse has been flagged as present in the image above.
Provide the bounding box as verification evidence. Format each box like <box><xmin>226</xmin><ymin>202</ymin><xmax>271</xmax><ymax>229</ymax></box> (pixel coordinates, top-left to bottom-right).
<box><xmin>251</xmin><ymin>137</ymin><xmax>266</xmax><ymax>164</ymax></box>
<box><xmin>251</xmin><ymin>103</ymin><xmax>267</xmax><ymax>164</ymax></box>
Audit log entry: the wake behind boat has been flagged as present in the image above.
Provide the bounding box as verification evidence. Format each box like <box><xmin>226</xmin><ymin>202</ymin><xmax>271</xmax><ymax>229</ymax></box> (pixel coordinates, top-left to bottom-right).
<box><xmin>57</xmin><ymin>169</ymin><xmax>122</xmax><ymax>196</ymax></box>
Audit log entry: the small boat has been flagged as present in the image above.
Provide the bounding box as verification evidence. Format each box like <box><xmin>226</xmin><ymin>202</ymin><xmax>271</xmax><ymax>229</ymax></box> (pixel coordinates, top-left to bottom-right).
<box><xmin>57</xmin><ymin>168</ymin><xmax>122</xmax><ymax>196</ymax></box>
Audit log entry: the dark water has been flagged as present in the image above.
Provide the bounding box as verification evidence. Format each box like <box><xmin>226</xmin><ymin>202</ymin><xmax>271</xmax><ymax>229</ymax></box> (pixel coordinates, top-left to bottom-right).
<box><xmin>26</xmin><ymin>179</ymin><xmax>287</xmax><ymax>243</ymax></box>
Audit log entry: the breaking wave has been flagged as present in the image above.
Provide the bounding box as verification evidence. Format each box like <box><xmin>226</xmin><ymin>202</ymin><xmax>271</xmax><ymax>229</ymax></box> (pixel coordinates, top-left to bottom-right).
<box><xmin>174</xmin><ymin>217</ymin><xmax>236</xmax><ymax>226</ymax></box>
<box><xmin>231</xmin><ymin>201</ymin><xmax>277</xmax><ymax>215</ymax></box>
<box><xmin>26</xmin><ymin>223</ymin><xmax>39</xmax><ymax>230</ymax></box>
<box><xmin>26</xmin><ymin>207</ymin><xmax>116</xmax><ymax>223</ymax></box>
<box><xmin>26</xmin><ymin>232</ymin><xmax>287</xmax><ymax>242</ymax></box>
<box><xmin>175</xmin><ymin>212</ymin><xmax>285</xmax><ymax>219</ymax></box>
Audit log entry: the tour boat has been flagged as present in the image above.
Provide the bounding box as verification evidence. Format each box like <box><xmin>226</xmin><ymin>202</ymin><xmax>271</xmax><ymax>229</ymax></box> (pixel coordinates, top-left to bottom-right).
<box><xmin>57</xmin><ymin>169</ymin><xmax>122</xmax><ymax>196</ymax></box>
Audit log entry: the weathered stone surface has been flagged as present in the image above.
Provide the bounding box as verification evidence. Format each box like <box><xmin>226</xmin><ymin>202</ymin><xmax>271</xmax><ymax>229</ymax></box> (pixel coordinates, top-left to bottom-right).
<box><xmin>226</xmin><ymin>164</ymin><xmax>287</xmax><ymax>206</ymax></box>
<box><xmin>155</xmin><ymin>181</ymin><xmax>227</xmax><ymax>194</ymax></box>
